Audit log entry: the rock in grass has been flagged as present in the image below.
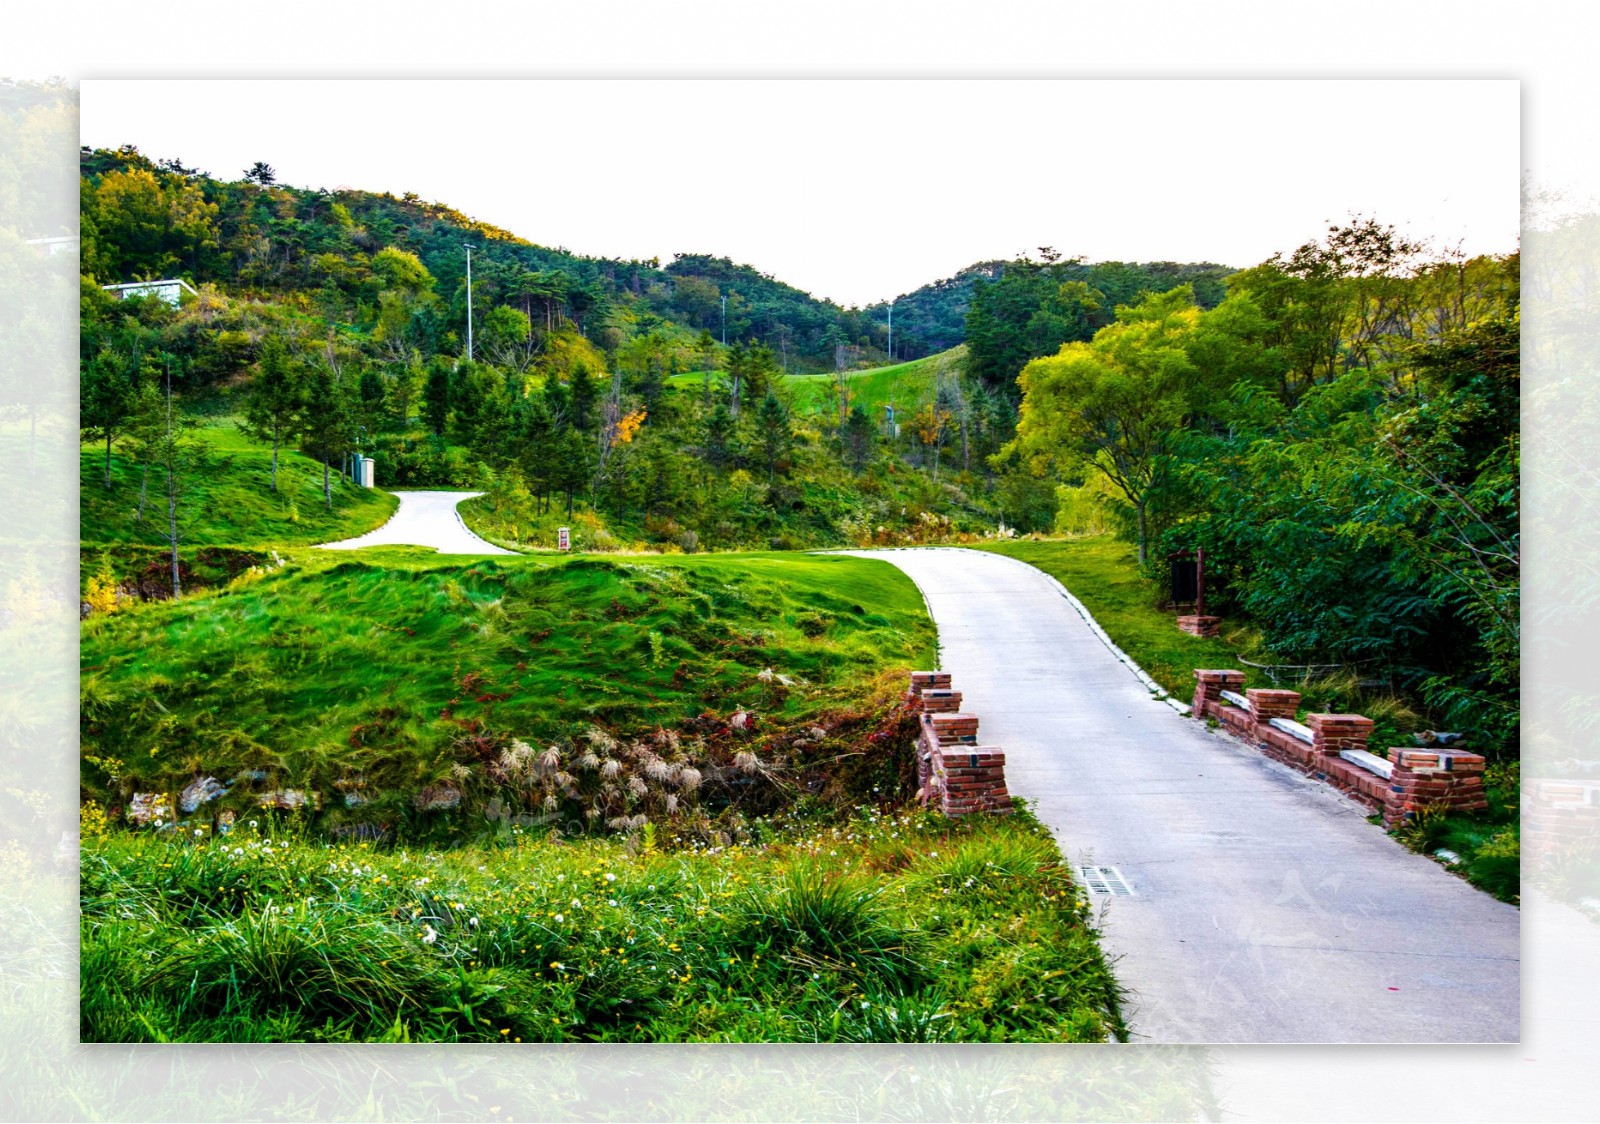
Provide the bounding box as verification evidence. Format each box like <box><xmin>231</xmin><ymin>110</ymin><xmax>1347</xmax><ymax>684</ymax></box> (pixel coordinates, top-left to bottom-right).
<box><xmin>414</xmin><ymin>783</ymin><xmax>462</xmax><ymax>811</ymax></box>
<box><xmin>256</xmin><ymin>789</ymin><xmax>319</xmax><ymax>811</ymax></box>
<box><xmin>179</xmin><ymin>776</ymin><xmax>228</xmax><ymax>814</ymax></box>
<box><xmin>125</xmin><ymin>792</ymin><xmax>172</xmax><ymax>825</ymax></box>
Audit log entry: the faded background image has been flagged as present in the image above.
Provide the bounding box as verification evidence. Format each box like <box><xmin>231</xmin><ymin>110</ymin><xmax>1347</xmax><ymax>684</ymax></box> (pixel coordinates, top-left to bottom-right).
<box><xmin>1</xmin><ymin>14</ymin><xmax>1597</xmax><ymax>1119</ymax></box>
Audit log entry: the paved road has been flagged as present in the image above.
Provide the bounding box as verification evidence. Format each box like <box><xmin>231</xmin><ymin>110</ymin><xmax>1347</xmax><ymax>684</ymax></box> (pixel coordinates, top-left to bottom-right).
<box><xmin>842</xmin><ymin>547</ymin><xmax>1520</xmax><ymax>1044</ymax></box>
<box><xmin>317</xmin><ymin>491</ymin><xmax>515</xmax><ymax>555</ymax></box>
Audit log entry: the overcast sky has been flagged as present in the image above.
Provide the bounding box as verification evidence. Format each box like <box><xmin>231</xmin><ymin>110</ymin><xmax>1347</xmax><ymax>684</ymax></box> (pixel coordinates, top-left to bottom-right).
<box><xmin>80</xmin><ymin>79</ymin><xmax>1520</xmax><ymax>308</ymax></box>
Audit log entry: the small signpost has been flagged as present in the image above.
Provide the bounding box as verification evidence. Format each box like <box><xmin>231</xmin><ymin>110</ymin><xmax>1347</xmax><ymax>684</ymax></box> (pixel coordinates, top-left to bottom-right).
<box><xmin>1170</xmin><ymin>547</ymin><xmax>1205</xmax><ymax>615</ymax></box>
<box><xmin>1172</xmin><ymin>547</ymin><xmax>1219</xmax><ymax>637</ymax></box>
<box><xmin>558</xmin><ymin>526</ymin><xmax>570</xmax><ymax>552</ymax></box>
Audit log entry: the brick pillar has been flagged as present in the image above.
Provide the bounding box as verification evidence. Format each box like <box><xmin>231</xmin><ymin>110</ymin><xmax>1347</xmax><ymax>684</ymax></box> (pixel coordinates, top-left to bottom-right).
<box><xmin>1305</xmin><ymin>713</ymin><xmax>1374</xmax><ymax>757</ymax></box>
<box><xmin>1192</xmin><ymin>669</ymin><xmax>1244</xmax><ymax>716</ymax></box>
<box><xmin>907</xmin><ymin>671</ymin><xmax>952</xmax><ymax>710</ymax></box>
<box><xmin>1177</xmin><ymin>615</ymin><xmax>1221</xmax><ymax>638</ymax></box>
<box><xmin>1245</xmin><ymin>688</ymin><xmax>1300</xmax><ymax>725</ymax></box>
<box><xmin>920</xmin><ymin>688</ymin><xmax>964</xmax><ymax>714</ymax></box>
<box><xmin>1382</xmin><ymin>748</ymin><xmax>1489</xmax><ymax>828</ymax></box>
<box><xmin>937</xmin><ymin>747</ymin><xmax>1014</xmax><ymax>816</ymax></box>
<box><xmin>1523</xmin><ymin>779</ymin><xmax>1600</xmax><ymax>866</ymax></box>
<box><xmin>927</xmin><ymin>712</ymin><xmax>979</xmax><ymax>746</ymax></box>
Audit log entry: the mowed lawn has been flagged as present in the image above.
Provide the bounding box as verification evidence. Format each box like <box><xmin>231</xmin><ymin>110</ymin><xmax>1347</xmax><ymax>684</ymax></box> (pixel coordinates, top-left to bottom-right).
<box><xmin>665</xmin><ymin>347</ymin><xmax>963</xmax><ymax>422</ymax></box>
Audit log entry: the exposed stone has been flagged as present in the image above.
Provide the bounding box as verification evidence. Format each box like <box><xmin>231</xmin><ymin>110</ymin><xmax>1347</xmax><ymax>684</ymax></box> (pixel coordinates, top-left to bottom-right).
<box><xmin>414</xmin><ymin>783</ymin><xmax>462</xmax><ymax>811</ymax></box>
<box><xmin>126</xmin><ymin>792</ymin><xmax>172</xmax><ymax>826</ymax></box>
<box><xmin>256</xmin><ymin>789</ymin><xmax>320</xmax><ymax>811</ymax></box>
<box><xmin>179</xmin><ymin>776</ymin><xmax>228</xmax><ymax>814</ymax></box>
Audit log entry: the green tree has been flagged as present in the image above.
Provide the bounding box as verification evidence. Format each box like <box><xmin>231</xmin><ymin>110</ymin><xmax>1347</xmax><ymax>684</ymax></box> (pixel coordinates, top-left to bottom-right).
<box><xmin>1008</xmin><ymin>287</ymin><xmax>1208</xmax><ymax>562</ymax></box>
<box><xmin>81</xmin><ymin>346</ymin><xmax>139</xmax><ymax>489</ymax></box>
<box><xmin>155</xmin><ymin>364</ymin><xmax>199</xmax><ymax>597</ymax></box>
<box><xmin>241</xmin><ymin>335</ymin><xmax>306</xmax><ymax>492</ymax></box>
<box><xmin>554</xmin><ymin>426</ymin><xmax>592</xmax><ymax>518</ymax></box>
<box><xmin>696</xmin><ymin>330</ymin><xmax>718</xmax><ymax>409</ymax></box>
<box><xmin>303</xmin><ymin>364</ymin><xmax>352</xmax><ymax>510</ymax></box>
<box><xmin>569</xmin><ymin>363</ymin><xmax>597</xmax><ymax>432</ymax></box>
<box><xmin>422</xmin><ymin>360</ymin><xmax>451</xmax><ymax>438</ymax></box>
<box><xmin>388</xmin><ymin>354</ymin><xmax>423</xmax><ymax>429</ymax></box>
<box><xmin>701</xmin><ymin>402</ymin><xmax>736</xmax><ymax>475</ymax></box>
<box><xmin>842</xmin><ymin>403</ymin><xmax>876</xmax><ymax>474</ymax></box>
<box><xmin>753</xmin><ymin>392</ymin><xmax>792</xmax><ymax>483</ymax></box>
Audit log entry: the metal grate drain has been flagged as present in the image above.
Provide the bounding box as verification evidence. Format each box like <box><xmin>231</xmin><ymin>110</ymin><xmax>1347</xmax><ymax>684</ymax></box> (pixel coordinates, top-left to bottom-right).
<box><xmin>1079</xmin><ymin>865</ymin><xmax>1135</xmax><ymax>896</ymax></box>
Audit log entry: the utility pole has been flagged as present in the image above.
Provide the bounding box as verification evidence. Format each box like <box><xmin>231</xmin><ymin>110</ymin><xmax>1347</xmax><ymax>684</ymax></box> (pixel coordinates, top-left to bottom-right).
<box><xmin>887</xmin><ymin>301</ymin><xmax>894</xmax><ymax>364</ymax></box>
<box><xmin>720</xmin><ymin>294</ymin><xmax>727</xmax><ymax>346</ymax></box>
<box><xmin>464</xmin><ymin>245</ymin><xmax>473</xmax><ymax>362</ymax></box>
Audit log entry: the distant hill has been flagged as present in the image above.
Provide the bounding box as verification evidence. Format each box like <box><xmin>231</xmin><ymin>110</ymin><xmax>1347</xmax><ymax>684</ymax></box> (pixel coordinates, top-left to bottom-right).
<box><xmin>80</xmin><ymin>146</ymin><xmax>1240</xmax><ymax>373</ymax></box>
<box><xmin>80</xmin><ymin>147</ymin><xmax>892</xmax><ymax>372</ymax></box>
<box><xmin>865</xmin><ymin>258</ymin><xmax>1237</xmax><ymax>362</ymax></box>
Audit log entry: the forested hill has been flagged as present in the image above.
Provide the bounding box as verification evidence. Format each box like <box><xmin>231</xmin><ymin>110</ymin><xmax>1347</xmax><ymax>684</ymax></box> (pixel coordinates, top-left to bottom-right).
<box><xmin>863</xmin><ymin>255</ymin><xmax>1237</xmax><ymax>361</ymax></box>
<box><xmin>78</xmin><ymin>146</ymin><xmax>894</xmax><ymax>371</ymax></box>
<box><xmin>78</xmin><ymin>146</ymin><xmax>1236</xmax><ymax>369</ymax></box>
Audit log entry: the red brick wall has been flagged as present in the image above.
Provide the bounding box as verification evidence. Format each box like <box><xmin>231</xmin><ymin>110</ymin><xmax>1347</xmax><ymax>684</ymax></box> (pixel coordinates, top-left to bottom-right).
<box><xmin>1197</xmin><ymin>670</ymin><xmax>1484</xmax><ymax>826</ymax></box>
<box><xmin>908</xmin><ymin>675</ymin><xmax>1011</xmax><ymax>817</ymax></box>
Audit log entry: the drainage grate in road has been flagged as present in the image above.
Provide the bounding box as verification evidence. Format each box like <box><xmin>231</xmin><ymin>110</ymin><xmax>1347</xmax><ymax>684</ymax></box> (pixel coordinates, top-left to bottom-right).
<box><xmin>1079</xmin><ymin>865</ymin><xmax>1135</xmax><ymax>896</ymax></box>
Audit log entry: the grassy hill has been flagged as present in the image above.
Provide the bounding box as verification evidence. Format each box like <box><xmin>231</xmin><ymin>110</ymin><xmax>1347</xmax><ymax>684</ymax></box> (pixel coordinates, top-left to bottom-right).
<box><xmin>80</xmin><ymin>549</ymin><xmax>935</xmax><ymax>826</ymax></box>
<box><xmin>81</xmin><ymin>420</ymin><xmax>396</xmax><ymax>550</ymax></box>
<box><xmin>665</xmin><ymin>346</ymin><xmax>965</xmax><ymax>422</ymax></box>
<box><xmin>783</xmin><ymin>347</ymin><xmax>966</xmax><ymax>421</ymax></box>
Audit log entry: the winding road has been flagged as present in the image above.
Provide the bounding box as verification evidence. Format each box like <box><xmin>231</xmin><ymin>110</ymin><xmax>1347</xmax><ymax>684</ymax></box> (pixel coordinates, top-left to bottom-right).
<box><xmin>844</xmin><ymin>547</ymin><xmax>1519</xmax><ymax>1044</ymax></box>
<box><xmin>317</xmin><ymin>490</ymin><xmax>514</xmax><ymax>555</ymax></box>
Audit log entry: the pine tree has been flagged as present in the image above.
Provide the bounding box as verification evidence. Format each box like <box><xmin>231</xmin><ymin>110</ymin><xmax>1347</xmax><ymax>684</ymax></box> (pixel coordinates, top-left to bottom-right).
<box><xmin>242</xmin><ymin>336</ymin><xmax>306</xmax><ymax>492</ymax></box>
<box><xmin>303</xmin><ymin>365</ymin><xmax>352</xmax><ymax>511</ymax></box>
<box><xmin>422</xmin><ymin>360</ymin><xmax>451</xmax><ymax>438</ymax></box>
<box><xmin>701</xmin><ymin>402</ymin><xmax>736</xmax><ymax>477</ymax></box>
<box><xmin>843</xmin><ymin>403</ymin><xmax>877</xmax><ymax>474</ymax></box>
<box><xmin>569</xmin><ymin>362</ymin><xmax>597</xmax><ymax>432</ymax></box>
<box><xmin>754</xmin><ymin>392</ymin><xmax>791</xmax><ymax>483</ymax></box>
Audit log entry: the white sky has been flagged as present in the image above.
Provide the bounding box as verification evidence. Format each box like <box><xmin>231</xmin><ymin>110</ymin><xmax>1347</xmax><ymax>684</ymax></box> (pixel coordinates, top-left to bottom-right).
<box><xmin>79</xmin><ymin>79</ymin><xmax>1520</xmax><ymax>308</ymax></box>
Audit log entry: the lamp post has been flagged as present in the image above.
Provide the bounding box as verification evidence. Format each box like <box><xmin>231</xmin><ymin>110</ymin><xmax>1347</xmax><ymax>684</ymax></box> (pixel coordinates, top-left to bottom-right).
<box><xmin>464</xmin><ymin>245</ymin><xmax>473</xmax><ymax>362</ymax></box>
<box><xmin>887</xmin><ymin>300</ymin><xmax>894</xmax><ymax>363</ymax></box>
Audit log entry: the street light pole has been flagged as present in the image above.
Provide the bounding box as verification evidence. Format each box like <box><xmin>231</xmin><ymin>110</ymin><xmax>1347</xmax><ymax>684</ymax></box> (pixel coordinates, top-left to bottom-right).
<box><xmin>720</xmin><ymin>294</ymin><xmax>727</xmax><ymax>346</ymax></box>
<box><xmin>887</xmin><ymin>301</ymin><xmax>894</xmax><ymax>363</ymax></box>
<box><xmin>464</xmin><ymin>245</ymin><xmax>473</xmax><ymax>362</ymax></box>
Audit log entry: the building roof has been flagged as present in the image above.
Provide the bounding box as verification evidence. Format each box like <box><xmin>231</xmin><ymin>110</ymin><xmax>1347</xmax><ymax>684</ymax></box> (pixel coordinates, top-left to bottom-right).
<box><xmin>101</xmin><ymin>278</ymin><xmax>200</xmax><ymax>295</ymax></box>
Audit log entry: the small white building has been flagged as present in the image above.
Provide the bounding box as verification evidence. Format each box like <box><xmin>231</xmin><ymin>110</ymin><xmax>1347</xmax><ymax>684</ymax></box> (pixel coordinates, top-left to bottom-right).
<box><xmin>101</xmin><ymin>278</ymin><xmax>199</xmax><ymax>307</ymax></box>
<box><xmin>26</xmin><ymin>235</ymin><xmax>78</xmax><ymax>258</ymax></box>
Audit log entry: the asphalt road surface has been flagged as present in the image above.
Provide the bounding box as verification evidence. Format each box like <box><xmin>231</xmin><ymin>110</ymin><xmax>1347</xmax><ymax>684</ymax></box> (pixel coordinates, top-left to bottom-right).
<box><xmin>843</xmin><ymin>546</ymin><xmax>1519</xmax><ymax>1044</ymax></box>
<box><xmin>317</xmin><ymin>490</ymin><xmax>515</xmax><ymax>555</ymax></box>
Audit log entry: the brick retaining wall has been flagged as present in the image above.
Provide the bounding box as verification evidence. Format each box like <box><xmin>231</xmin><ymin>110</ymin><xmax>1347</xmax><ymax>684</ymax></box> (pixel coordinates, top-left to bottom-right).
<box><xmin>908</xmin><ymin>672</ymin><xmax>1013</xmax><ymax>817</ymax></box>
<box><xmin>1192</xmin><ymin>669</ymin><xmax>1486</xmax><ymax>826</ymax></box>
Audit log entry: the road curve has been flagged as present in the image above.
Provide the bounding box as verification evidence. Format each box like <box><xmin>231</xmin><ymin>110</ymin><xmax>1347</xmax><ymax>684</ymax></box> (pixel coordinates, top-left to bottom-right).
<box><xmin>841</xmin><ymin>547</ymin><xmax>1519</xmax><ymax>1044</ymax></box>
<box><xmin>317</xmin><ymin>490</ymin><xmax>515</xmax><ymax>555</ymax></box>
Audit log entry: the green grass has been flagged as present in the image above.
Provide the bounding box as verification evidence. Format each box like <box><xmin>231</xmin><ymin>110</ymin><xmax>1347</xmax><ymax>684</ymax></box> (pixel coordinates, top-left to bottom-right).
<box><xmin>80</xmin><ymin>418</ymin><xmax>397</xmax><ymax>551</ymax></box>
<box><xmin>79</xmin><ymin>803</ymin><xmax>1125</xmax><ymax>1043</ymax></box>
<box><xmin>665</xmin><ymin>347</ymin><xmax>964</xmax><ymax>422</ymax></box>
<box><xmin>975</xmin><ymin>536</ymin><xmax>1246</xmax><ymax>703</ymax></box>
<box><xmin>80</xmin><ymin>550</ymin><xmax>936</xmax><ymax>828</ymax></box>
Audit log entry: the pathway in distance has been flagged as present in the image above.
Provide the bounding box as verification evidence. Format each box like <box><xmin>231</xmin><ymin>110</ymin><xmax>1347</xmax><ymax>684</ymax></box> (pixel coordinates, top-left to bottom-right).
<box><xmin>318</xmin><ymin>491</ymin><xmax>514</xmax><ymax>555</ymax></box>
<box><xmin>842</xmin><ymin>547</ymin><xmax>1519</xmax><ymax>1044</ymax></box>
